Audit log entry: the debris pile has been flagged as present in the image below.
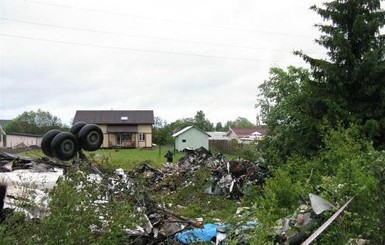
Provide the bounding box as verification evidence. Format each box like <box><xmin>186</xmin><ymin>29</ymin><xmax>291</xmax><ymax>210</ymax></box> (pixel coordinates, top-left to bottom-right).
<box><xmin>128</xmin><ymin>147</ymin><xmax>271</xmax><ymax>201</ymax></box>
<box><xmin>0</xmin><ymin>145</ymin><xmax>353</xmax><ymax>245</ymax></box>
<box><xmin>0</xmin><ymin>152</ymin><xmax>65</xmax><ymax>219</ymax></box>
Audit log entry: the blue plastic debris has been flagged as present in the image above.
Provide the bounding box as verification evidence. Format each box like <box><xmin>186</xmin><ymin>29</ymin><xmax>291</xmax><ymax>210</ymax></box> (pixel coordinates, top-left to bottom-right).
<box><xmin>175</xmin><ymin>223</ymin><xmax>220</xmax><ymax>243</ymax></box>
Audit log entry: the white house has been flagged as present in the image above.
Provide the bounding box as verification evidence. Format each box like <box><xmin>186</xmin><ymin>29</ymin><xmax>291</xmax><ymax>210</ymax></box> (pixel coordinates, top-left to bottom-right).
<box><xmin>172</xmin><ymin>126</ymin><xmax>210</xmax><ymax>151</ymax></box>
<box><xmin>226</xmin><ymin>127</ymin><xmax>268</xmax><ymax>144</ymax></box>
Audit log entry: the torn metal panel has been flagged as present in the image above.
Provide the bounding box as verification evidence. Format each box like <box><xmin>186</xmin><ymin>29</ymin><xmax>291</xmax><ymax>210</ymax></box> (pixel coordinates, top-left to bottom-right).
<box><xmin>309</xmin><ymin>193</ymin><xmax>336</xmax><ymax>215</ymax></box>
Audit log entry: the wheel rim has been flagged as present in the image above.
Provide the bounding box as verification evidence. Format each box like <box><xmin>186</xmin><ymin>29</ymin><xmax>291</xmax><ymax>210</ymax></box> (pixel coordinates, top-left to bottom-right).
<box><xmin>61</xmin><ymin>139</ymin><xmax>75</xmax><ymax>155</ymax></box>
<box><xmin>87</xmin><ymin>131</ymin><xmax>100</xmax><ymax>146</ymax></box>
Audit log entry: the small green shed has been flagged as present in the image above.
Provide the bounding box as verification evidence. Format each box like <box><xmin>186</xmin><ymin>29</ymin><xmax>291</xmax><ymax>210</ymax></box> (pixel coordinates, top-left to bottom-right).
<box><xmin>172</xmin><ymin>126</ymin><xmax>210</xmax><ymax>151</ymax></box>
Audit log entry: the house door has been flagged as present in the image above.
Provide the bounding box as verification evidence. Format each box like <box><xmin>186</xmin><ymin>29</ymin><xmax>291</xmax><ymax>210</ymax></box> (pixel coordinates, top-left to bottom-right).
<box><xmin>116</xmin><ymin>133</ymin><xmax>134</xmax><ymax>147</ymax></box>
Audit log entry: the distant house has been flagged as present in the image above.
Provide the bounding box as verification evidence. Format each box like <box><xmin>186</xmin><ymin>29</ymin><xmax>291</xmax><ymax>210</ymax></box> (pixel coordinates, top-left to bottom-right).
<box><xmin>73</xmin><ymin>110</ymin><xmax>154</xmax><ymax>149</ymax></box>
<box><xmin>172</xmin><ymin>126</ymin><xmax>210</xmax><ymax>151</ymax></box>
<box><xmin>206</xmin><ymin>131</ymin><xmax>228</xmax><ymax>141</ymax></box>
<box><xmin>6</xmin><ymin>133</ymin><xmax>42</xmax><ymax>149</ymax></box>
<box><xmin>0</xmin><ymin>120</ymin><xmax>43</xmax><ymax>149</ymax></box>
<box><xmin>226</xmin><ymin>126</ymin><xmax>268</xmax><ymax>144</ymax></box>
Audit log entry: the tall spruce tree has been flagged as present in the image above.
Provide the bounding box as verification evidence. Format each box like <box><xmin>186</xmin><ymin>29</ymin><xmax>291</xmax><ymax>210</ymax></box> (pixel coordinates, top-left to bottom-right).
<box><xmin>297</xmin><ymin>0</ymin><xmax>385</xmax><ymax>147</ymax></box>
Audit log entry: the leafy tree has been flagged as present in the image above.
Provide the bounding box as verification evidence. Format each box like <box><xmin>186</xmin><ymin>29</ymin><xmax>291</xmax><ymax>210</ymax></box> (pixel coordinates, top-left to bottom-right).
<box><xmin>254</xmin><ymin>126</ymin><xmax>385</xmax><ymax>244</ymax></box>
<box><xmin>4</xmin><ymin>109</ymin><xmax>68</xmax><ymax>135</ymax></box>
<box><xmin>152</xmin><ymin>117</ymin><xmax>173</xmax><ymax>145</ymax></box>
<box><xmin>214</xmin><ymin>122</ymin><xmax>224</xmax><ymax>131</ymax></box>
<box><xmin>169</xmin><ymin>118</ymin><xmax>195</xmax><ymax>133</ymax></box>
<box><xmin>224</xmin><ymin>117</ymin><xmax>255</xmax><ymax>130</ymax></box>
<box><xmin>296</xmin><ymin>0</ymin><xmax>385</xmax><ymax>148</ymax></box>
<box><xmin>256</xmin><ymin>66</ymin><xmax>322</xmax><ymax>163</ymax></box>
<box><xmin>169</xmin><ymin>110</ymin><xmax>214</xmax><ymax>133</ymax></box>
<box><xmin>193</xmin><ymin>110</ymin><xmax>214</xmax><ymax>132</ymax></box>
<box><xmin>258</xmin><ymin>1</ymin><xmax>385</xmax><ymax>163</ymax></box>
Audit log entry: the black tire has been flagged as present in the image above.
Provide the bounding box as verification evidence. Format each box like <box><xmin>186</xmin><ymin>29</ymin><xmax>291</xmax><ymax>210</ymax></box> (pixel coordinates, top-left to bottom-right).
<box><xmin>69</xmin><ymin>122</ymin><xmax>87</xmax><ymax>151</ymax></box>
<box><xmin>41</xmin><ymin>129</ymin><xmax>61</xmax><ymax>157</ymax></box>
<box><xmin>50</xmin><ymin>132</ymin><xmax>78</xmax><ymax>161</ymax></box>
<box><xmin>69</xmin><ymin>122</ymin><xmax>87</xmax><ymax>136</ymax></box>
<box><xmin>78</xmin><ymin>124</ymin><xmax>103</xmax><ymax>151</ymax></box>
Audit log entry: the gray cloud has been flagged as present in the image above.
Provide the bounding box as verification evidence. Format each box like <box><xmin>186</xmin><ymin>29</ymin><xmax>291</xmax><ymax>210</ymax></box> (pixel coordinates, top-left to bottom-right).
<box><xmin>1</xmin><ymin>0</ymin><xmax>327</xmax><ymax>125</ymax></box>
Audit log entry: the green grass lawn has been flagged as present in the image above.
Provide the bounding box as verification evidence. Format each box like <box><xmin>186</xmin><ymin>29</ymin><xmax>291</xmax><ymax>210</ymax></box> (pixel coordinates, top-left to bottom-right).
<box><xmin>89</xmin><ymin>146</ymin><xmax>185</xmax><ymax>170</ymax></box>
<box><xmin>22</xmin><ymin>145</ymin><xmax>184</xmax><ymax>170</ymax></box>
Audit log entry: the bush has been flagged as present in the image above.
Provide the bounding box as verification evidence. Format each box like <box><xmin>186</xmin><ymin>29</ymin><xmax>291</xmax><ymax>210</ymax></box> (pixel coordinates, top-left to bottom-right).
<box><xmin>253</xmin><ymin>126</ymin><xmax>385</xmax><ymax>244</ymax></box>
<box><xmin>0</xmin><ymin>169</ymin><xmax>138</xmax><ymax>245</ymax></box>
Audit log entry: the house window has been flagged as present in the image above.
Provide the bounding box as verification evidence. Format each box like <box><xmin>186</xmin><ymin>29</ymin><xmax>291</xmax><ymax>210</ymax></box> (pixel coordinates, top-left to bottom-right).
<box><xmin>182</xmin><ymin>139</ymin><xmax>186</xmax><ymax>143</ymax></box>
<box><xmin>139</xmin><ymin>133</ymin><xmax>146</xmax><ymax>141</ymax></box>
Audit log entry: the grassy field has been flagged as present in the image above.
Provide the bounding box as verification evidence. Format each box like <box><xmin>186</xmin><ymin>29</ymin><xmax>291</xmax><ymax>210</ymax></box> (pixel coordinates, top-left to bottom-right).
<box><xmin>88</xmin><ymin>146</ymin><xmax>185</xmax><ymax>170</ymax></box>
<box><xmin>23</xmin><ymin>145</ymin><xmax>184</xmax><ymax>170</ymax></box>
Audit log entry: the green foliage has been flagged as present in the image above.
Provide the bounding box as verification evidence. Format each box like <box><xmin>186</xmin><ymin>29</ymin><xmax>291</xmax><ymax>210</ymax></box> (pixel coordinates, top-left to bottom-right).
<box><xmin>4</xmin><ymin>109</ymin><xmax>69</xmax><ymax>135</ymax></box>
<box><xmin>193</xmin><ymin>110</ymin><xmax>214</xmax><ymax>132</ymax></box>
<box><xmin>8</xmin><ymin>125</ymin><xmax>385</xmax><ymax>243</ymax></box>
<box><xmin>224</xmin><ymin>117</ymin><xmax>255</xmax><ymax>130</ymax></box>
<box><xmin>252</xmin><ymin>168</ymin><xmax>305</xmax><ymax>244</ymax></box>
<box><xmin>234</xmin><ymin>142</ymin><xmax>262</xmax><ymax>161</ymax></box>
<box><xmin>297</xmin><ymin>0</ymin><xmax>385</xmax><ymax>149</ymax></box>
<box><xmin>0</xmin><ymin>212</ymin><xmax>39</xmax><ymax>244</ymax></box>
<box><xmin>215</xmin><ymin>122</ymin><xmax>224</xmax><ymax>131</ymax></box>
<box><xmin>257</xmin><ymin>66</ymin><xmax>321</xmax><ymax>164</ymax></box>
<box><xmin>170</xmin><ymin>110</ymin><xmax>214</xmax><ymax>132</ymax></box>
<box><xmin>152</xmin><ymin>117</ymin><xmax>174</xmax><ymax>145</ymax></box>
<box><xmin>258</xmin><ymin>1</ymin><xmax>385</xmax><ymax>164</ymax></box>
<box><xmin>0</xmin><ymin>169</ymin><xmax>138</xmax><ymax>245</ymax></box>
<box><xmin>253</xmin><ymin>126</ymin><xmax>385</xmax><ymax>243</ymax></box>
<box><xmin>313</xmin><ymin>127</ymin><xmax>385</xmax><ymax>244</ymax></box>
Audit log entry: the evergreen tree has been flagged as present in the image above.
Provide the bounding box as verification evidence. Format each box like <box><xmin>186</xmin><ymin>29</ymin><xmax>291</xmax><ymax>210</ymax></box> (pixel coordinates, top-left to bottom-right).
<box><xmin>296</xmin><ymin>0</ymin><xmax>385</xmax><ymax>147</ymax></box>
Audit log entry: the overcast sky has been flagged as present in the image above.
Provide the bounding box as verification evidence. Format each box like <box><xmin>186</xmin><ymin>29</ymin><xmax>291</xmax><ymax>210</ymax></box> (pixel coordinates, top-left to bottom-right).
<box><xmin>0</xmin><ymin>0</ymin><xmax>328</xmax><ymax>126</ymax></box>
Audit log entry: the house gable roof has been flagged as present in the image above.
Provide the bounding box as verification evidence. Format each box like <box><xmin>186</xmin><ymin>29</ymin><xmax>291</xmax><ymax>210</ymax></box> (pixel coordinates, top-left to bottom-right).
<box><xmin>206</xmin><ymin>131</ymin><xmax>228</xmax><ymax>140</ymax></box>
<box><xmin>73</xmin><ymin>110</ymin><xmax>154</xmax><ymax>125</ymax></box>
<box><xmin>228</xmin><ymin>126</ymin><xmax>268</xmax><ymax>137</ymax></box>
<box><xmin>172</xmin><ymin>126</ymin><xmax>210</xmax><ymax>137</ymax></box>
<box><xmin>172</xmin><ymin>126</ymin><xmax>194</xmax><ymax>137</ymax></box>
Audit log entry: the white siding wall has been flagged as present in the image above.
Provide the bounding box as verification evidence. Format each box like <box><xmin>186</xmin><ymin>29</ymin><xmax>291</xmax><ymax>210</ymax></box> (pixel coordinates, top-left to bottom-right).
<box><xmin>6</xmin><ymin>135</ymin><xmax>42</xmax><ymax>148</ymax></box>
<box><xmin>175</xmin><ymin>128</ymin><xmax>209</xmax><ymax>151</ymax></box>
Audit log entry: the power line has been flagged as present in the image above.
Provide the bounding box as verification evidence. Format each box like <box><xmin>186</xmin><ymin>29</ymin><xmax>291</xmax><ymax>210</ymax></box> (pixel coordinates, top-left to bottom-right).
<box><xmin>1</xmin><ymin>17</ymin><xmax>324</xmax><ymax>56</ymax></box>
<box><xmin>0</xmin><ymin>32</ymin><xmax>304</xmax><ymax>64</ymax></box>
<box><xmin>0</xmin><ymin>17</ymin><xmax>299</xmax><ymax>54</ymax></box>
<box><xmin>14</xmin><ymin>0</ymin><xmax>315</xmax><ymax>39</ymax></box>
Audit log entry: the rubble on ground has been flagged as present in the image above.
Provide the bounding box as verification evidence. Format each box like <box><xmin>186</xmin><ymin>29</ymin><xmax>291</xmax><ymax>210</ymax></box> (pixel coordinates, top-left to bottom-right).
<box><xmin>0</xmin><ymin>152</ymin><xmax>65</xmax><ymax>219</ymax></box>
<box><xmin>0</xmin><ymin>148</ymin><xmax>352</xmax><ymax>244</ymax></box>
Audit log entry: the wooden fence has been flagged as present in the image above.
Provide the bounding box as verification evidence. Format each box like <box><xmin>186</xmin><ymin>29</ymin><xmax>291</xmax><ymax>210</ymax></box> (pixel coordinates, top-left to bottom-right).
<box><xmin>209</xmin><ymin>140</ymin><xmax>238</xmax><ymax>154</ymax></box>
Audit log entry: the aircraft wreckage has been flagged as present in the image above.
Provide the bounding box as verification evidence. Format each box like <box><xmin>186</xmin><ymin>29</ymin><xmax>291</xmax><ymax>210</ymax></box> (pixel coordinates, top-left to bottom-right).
<box><xmin>0</xmin><ymin>123</ymin><xmax>356</xmax><ymax>244</ymax></box>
